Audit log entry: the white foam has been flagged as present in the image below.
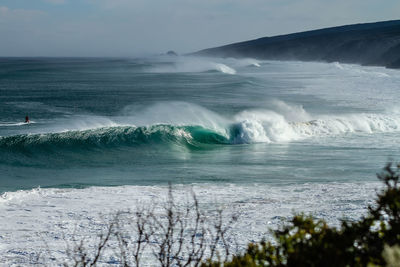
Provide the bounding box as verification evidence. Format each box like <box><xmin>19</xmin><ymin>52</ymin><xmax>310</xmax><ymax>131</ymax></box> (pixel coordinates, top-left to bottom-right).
<box><xmin>289</xmin><ymin>61</ymin><xmax>400</xmax><ymax>110</ymax></box>
<box><xmin>234</xmin><ymin>110</ymin><xmax>299</xmax><ymax>143</ymax></box>
<box><xmin>227</xmin><ymin>104</ymin><xmax>400</xmax><ymax>144</ymax></box>
<box><xmin>237</xmin><ymin>58</ymin><xmax>261</xmax><ymax>67</ymax></box>
<box><xmin>149</xmin><ymin>56</ymin><xmax>237</xmax><ymax>74</ymax></box>
<box><xmin>292</xmin><ymin>113</ymin><xmax>400</xmax><ymax>137</ymax></box>
<box><xmin>0</xmin><ymin>122</ymin><xmax>33</xmax><ymax>127</ymax></box>
<box><xmin>333</xmin><ymin>62</ymin><xmax>391</xmax><ymax>77</ymax></box>
<box><xmin>214</xmin><ymin>63</ymin><xmax>236</xmax><ymax>74</ymax></box>
<box><xmin>0</xmin><ymin>182</ymin><xmax>380</xmax><ymax>265</ymax></box>
<box><xmin>220</xmin><ymin>57</ymin><xmax>262</xmax><ymax>68</ymax></box>
<box><xmin>267</xmin><ymin>100</ymin><xmax>312</xmax><ymax>122</ymax></box>
<box><xmin>333</xmin><ymin>62</ymin><xmax>345</xmax><ymax>70</ymax></box>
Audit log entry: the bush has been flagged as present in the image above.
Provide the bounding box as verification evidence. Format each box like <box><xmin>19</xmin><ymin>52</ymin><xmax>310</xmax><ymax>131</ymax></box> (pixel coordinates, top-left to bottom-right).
<box><xmin>203</xmin><ymin>163</ymin><xmax>400</xmax><ymax>267</ymax></box>
<box><xmin>59</xmin><ymin>187</ymin><xmax>238</xmax><ymax>266</ymax></box>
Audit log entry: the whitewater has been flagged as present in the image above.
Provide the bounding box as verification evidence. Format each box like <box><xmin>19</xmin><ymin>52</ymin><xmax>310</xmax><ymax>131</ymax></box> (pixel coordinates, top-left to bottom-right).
<box><xmin>0</xmin><ymin>56</ymin><xmax>399</xmax><ymax>265</ymax></box>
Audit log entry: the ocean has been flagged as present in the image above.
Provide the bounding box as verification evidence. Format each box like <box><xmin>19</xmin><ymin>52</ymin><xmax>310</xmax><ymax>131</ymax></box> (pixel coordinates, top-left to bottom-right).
<box><xmin>0</xmin><ymin>56</ymin><xmax>399</xmax><ymax>264</ymax></box>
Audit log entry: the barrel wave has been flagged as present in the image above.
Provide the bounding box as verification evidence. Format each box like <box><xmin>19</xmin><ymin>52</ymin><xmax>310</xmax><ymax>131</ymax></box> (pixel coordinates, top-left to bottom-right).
<box><xmin>2</xmin><ymin>110</ymin><xmax>400</xmax><ymax>157</ymax></box>
<box><xmin>0</xmin><ymin>125</ymin><xmax>231</xmax><ymax>153</ymax></box>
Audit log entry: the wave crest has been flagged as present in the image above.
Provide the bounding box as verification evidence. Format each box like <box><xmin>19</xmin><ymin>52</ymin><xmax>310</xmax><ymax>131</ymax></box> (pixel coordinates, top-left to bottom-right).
<box><xmin>2</xmin><ymin>102</ymin><xmax>400</xmax><ymax>154</ymax></box>
<box><xmin>148</xmin><ymin>57</ymin><xmax>237</xmax><ymax>75</ymax></box>
<box><xmin>0</xmin><ymin>125</ymin><xmax>230</xmax><ymax>152</ymax></box>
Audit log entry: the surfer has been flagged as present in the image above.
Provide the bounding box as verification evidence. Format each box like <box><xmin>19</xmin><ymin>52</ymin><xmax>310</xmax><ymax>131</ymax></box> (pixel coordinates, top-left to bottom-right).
<box><xmin>25</xmin><ymin>115</ymin><xmax>30</xmax><ymax>123</ymax></box>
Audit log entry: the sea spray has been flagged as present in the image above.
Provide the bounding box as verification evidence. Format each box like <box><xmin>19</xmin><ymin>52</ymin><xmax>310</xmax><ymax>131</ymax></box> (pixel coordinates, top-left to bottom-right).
<box><xmin>149</xmin><ymin>56</ymin><xmax>237</xmax><ymax>74</ymax></box>
<box><xmin>233</xmin><ymin>110</ymin><xmax>299</xmax><ymax>143</ymax></box>
<box><xmin>3</xmin><ymin>104</ymin><xmax>400</xmax><ymax>154</ymax></box>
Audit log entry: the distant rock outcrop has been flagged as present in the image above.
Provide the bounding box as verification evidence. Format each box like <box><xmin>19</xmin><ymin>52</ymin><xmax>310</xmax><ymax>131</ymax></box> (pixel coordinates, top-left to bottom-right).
<box><xmin>193</xmin><ymin>20</ymin><xmax>400</xmax><ymax>69</ymax></box>
<box><xmin>166</xmin><ymin>50</ymin><xmax>178</xmax><ymax>56</ymax></box>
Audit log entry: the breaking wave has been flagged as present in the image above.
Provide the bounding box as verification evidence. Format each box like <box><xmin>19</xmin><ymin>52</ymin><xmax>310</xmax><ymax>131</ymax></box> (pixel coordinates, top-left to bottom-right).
<box><xmin>0</xmin><ymin>125</ymin><xmax>229</xmax><ymax>152</ymax></box>
<box><xmin>2</xmin><ymin>111</ymin><xmax>400</xmax><ymax>154</ymax></box>
<box><xmin>148</xmin><ymin>56</ymin><xmax>238</xmax><ymax>74</ymax></box>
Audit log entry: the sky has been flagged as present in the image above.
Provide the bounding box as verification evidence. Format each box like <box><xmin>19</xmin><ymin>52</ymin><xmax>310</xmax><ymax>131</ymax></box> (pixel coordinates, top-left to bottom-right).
<box><xmin>0</xmin><ymin>0</ymin><xmax>399</xmax><ymax>57</ymax></box>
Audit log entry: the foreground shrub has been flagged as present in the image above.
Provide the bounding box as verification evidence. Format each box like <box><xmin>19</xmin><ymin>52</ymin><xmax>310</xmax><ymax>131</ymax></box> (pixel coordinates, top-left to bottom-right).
<box><xmin>59</xmin><ymin>187</ymin><xmax>238</xmax><ymax>266</ymax></box>
<box><xmin>203</xmin><ymin>163</ymin><xmax>400</xmax><ymax>267</ymax></box>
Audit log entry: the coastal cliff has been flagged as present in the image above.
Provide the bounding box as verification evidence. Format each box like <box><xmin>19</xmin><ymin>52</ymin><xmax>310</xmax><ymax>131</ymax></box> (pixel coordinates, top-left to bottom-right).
<box><xmin>194</xmin><ymin>20</ymin><xmax>400</xmax><ymax>68</ymax></box>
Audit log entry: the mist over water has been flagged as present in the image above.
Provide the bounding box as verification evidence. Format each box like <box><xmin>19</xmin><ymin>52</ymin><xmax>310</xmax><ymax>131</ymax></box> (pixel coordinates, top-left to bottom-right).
<box><xmin>1</xmin><ymin>56</ymin><xmax>400</xmax><ymax>264</ymax></box>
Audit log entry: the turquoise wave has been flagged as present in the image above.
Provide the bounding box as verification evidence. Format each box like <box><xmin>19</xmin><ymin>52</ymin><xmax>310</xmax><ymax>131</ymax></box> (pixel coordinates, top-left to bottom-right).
<box><xmin>0</xmin><ymin>125</ymin><xmax>231</xmax><ymax>153</ymax></box>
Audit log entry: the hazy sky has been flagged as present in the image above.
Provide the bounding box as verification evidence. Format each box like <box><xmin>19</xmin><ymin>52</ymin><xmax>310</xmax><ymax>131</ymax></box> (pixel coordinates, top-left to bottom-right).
<box><xmin>1</xmin><ymin>0</ymin><xmax>399</xmax><ymax>57</ymax></box>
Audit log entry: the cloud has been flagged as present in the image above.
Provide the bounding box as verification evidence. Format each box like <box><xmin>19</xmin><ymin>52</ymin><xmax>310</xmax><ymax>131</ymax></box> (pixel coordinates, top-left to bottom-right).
<box><xmin>0</xmin><ymin>6</ymin><xmax>9</xmax><ymax>15</ymax></box>
<box><xmin>0</xmin><ymin>6</ymin><xmax>46</xmax><ymax>21</ymax></box>
<box><xmin>43</xmin><ymin>0</ymin><xmax>66</xmax><ymax>4</ymax></box>
<box><xmin>1</xmin><ymin>0</ymin><xmax>400</xmax><ymax>56</ymax></box>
